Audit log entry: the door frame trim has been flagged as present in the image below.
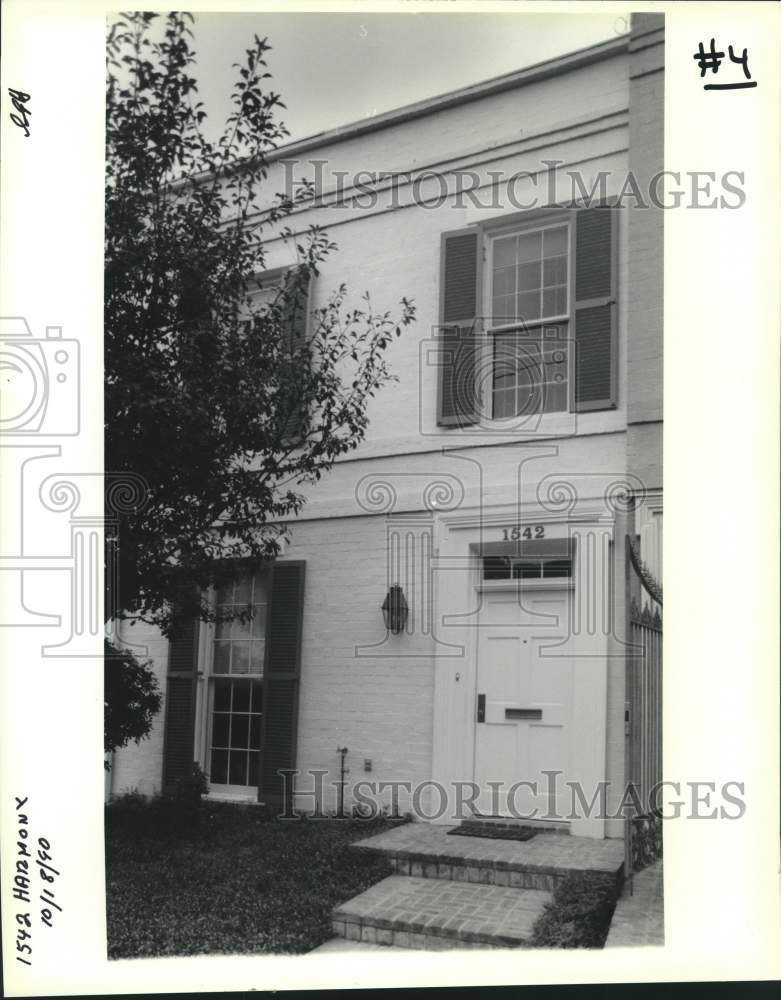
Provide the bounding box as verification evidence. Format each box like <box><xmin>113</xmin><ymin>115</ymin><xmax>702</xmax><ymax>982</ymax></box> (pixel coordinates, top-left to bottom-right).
<box><xmin>430</xmin><ymin>504</ymin><xmax>615</xmax><ymax>838</ymax></box>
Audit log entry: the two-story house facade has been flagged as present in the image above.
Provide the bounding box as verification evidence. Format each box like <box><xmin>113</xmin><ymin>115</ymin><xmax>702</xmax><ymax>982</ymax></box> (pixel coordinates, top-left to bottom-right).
<box><xmin>108</xmin><ymin>15</ymin><xmax>664</xmax><ymax>842</ymax></box>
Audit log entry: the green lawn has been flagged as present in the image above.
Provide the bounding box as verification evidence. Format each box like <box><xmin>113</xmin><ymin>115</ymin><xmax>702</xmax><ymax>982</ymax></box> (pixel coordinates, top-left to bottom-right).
<box><xmin>105</xmin><ymin>797</ymin><xmax>402</xmax><ymax>958</ymax></box>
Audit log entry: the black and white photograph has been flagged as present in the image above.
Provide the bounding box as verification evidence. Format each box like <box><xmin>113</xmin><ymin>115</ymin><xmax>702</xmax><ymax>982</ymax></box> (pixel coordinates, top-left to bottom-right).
<box><xmin>0</xmin><ymin>1</ymin><xmax>779</xmax><ymax>995</ymax></box>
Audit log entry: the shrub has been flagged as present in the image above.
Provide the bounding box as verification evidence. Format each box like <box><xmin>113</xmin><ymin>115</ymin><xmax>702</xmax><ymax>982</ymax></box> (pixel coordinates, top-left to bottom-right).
<box><xmin>171</xmin><ymin>763</ymin><xmax>210</xmax><ymax>808</ymax></box>
<box><xmin>104</xmin><ymin>639</ymin><xmax>162</xmax><ymax>763</ymax></box>
<box><xmin>531</xmin><ymin>870</ymin><xmax>619</xmax><ymax>949</ymax></box>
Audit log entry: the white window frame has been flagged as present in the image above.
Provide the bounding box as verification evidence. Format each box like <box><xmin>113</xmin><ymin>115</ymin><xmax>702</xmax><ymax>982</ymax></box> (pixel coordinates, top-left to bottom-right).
<box><xmin>482</xmin><ymin>213</ymin><xmax>575</xmax><ymax>420</ymax></box>
<box><xmin>194</xmin><ymin>571</ymin><xmax>270</xmax><ymax>802</ymax></box>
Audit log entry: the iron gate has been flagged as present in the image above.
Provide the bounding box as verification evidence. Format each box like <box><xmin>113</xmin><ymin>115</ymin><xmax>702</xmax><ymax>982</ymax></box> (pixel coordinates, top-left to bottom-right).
<box><xmin>624</xmin><ymin>534</ymin><xmax>663</xmax><ymax>890</ymax></box>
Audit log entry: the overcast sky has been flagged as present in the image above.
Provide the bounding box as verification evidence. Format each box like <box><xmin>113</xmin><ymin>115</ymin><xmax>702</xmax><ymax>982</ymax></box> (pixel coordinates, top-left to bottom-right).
<box><xmin>188</xmin><ymin>12</ymin><xmax>625</xmax><ymax>147</ymax></box>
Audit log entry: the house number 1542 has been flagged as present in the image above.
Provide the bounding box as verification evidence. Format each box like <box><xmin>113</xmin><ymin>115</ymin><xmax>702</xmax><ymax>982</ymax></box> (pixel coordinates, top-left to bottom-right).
<box><xmin>501</xmin><ymin>525</ymin><xmax>545</xmax><ymax>541</ymax></box>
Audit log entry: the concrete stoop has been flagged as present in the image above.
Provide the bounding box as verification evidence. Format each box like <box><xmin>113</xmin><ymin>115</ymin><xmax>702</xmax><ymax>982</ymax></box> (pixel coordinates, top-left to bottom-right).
<box><xmin>329</xmin><ymin>822</ymin><xmax>625</xmax><ymax>951</ymax></box>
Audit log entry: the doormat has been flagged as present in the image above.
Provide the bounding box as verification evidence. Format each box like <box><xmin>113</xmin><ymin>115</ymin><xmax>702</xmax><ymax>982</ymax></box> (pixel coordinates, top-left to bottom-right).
<box><xmin>448</xmin><ymin>824</ymin><xmax>537</xmax><ymax>842</ymax></box>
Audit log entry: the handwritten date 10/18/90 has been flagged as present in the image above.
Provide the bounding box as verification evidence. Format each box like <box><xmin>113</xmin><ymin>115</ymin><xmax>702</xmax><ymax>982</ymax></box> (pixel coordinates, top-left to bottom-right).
<box><xmin>9</xmin><ymin>88</ymin><xmax>31</xmax><ymax>137</ymax></box>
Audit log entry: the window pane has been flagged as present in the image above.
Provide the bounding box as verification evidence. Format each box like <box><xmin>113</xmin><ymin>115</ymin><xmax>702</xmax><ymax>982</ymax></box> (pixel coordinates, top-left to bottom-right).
<box><xmin>516</xmin><ymin>291</ymin><xmax>540</xmax><ymax>322</ymax></box>
<box><xmin>251</xmin><ymin>604</ymin><xmax>267</xmax><ymax>637</ymax></box>
<box><xmin>212</xmin><ymin>712</ymin><xmax>230</xmax><ymax>748</ymax></box>
<box><xmin>492</xmin><ymin>294</ymin><xmax>515</xmax><ymax>326</ymax></box>
<box><xmin>515</xmin><ymin>343</ymin><xmax>542</xmax><ymax>381</ymax></box>
<box><xmin>542</xmin><ymin>286</ymin><xmax>567</xmax><ymax>317</ymax></box>
<box><xmin>543</xmin><ymin>256</ymin><xmax>567</xmax><ymax>287</ymax></box>
<box><xmin>232</xmin><ymin>681</ymin><xmax>251</xmax><ymax>712</ymax></box>
<box><xmin>230</xmin><ymin>714</ymin><xmax>250</xmax><ymax>750</ymax></box>
<box><xmin>214</xmin><ymin>610</ymin><xmax>232</xmax><ymax>639</ymax></box>
<box><xmin>213</xmin><ymin>641</ymin><xmax>231</xmax><ymax>674</ymax></box>
<box><xmin>543</xmin><ymin>559</ymin><xmax>573</xmax><ymax>578</ymax></box>
<box><xmin>234</xmin><ymin>575</ymin><xmax>252</xmax><ymax>603</ymax></box>
<box><xmin>214</xmin><ymin>678</ymin><xmax>231</xmax><ymax>711</ymax></box>
<box><xmin>517</xmin><ymin>380</ymin><xmax>544</xmax><ymax>418</ymax></box>
<box><xmin>231</xmin><ymin>642</ymin><xmax>250</xmax><ymax>674</ymax></box>
<box><xmin>483</xmin><ymin>556</ymin><xmax>511</xmax><ymax>579</ymax></box>
<box><xmin>516</xmin><ymin>231</ymin><xmax>542</xmax><ymax>263</ymax></box>
<box><xmin>250</xmin><ymin>680</ymin><xmax>263</xmax><ymax>713</ymax></box>
<box><xmin>493</xmin><ymin>235</ymin><xmax>517</xmax><ymax>268</ymax></box>
<box><xmin>492</xmin><ymin>388</ymin><xmax>515</xmax><ymax>419</ymax></box>
<box><xmin>493</xmin><ymin>345</ymin><xmax>517</xmax><ymax>385</ymax></box>
<box><xmin>516</xmin><ymin>261</ymin><xmax>541</xmax><ymax>292</ymax></box>
<box><xmin>493</xmin><ymin>266</ymin><xmax>515</xmax><ymax>297</ymax></box>
<box><xmin>215</xmin><ymin>581</ymin><xmax>234</xmax><ymax>604</ymax></box>
<box><xmin>210</xmin><ymin>749</ymin><xmax>228</xmax><ymax>784</ymax></box>
<box><xmin>250</xmin><ymin>714</ymin><xmax>262</xmax><ymax>750</ymax></box>
<box><xmin>229</xmin><ymin>752</ymin><xmax>248</xmax><ymax>786</ymax></box>
<box><xmin>249</xmin><ymin>640</ymin><xmax>265</xmax><ymax>674</ymax></box>
<box><xmin>231</xmin><ymin>614</ymin><xmax>252</xmax><ymax>640</ymax></box>
<box><xmin>543</xmin><ymin>226</ymin><xmax>568</xmax><ymax>257</ymax></box>
<box><xmin>513</xmin><ymin>561</ymin><xmax>542</xmax><ymax>579</ymax></box>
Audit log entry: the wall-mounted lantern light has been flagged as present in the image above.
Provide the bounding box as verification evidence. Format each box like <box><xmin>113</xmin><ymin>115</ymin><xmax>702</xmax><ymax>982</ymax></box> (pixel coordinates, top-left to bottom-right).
<box><xmin>382</xmin><ymin>584</ymin><xmax>408</xmax><ymax>635</ymax></box>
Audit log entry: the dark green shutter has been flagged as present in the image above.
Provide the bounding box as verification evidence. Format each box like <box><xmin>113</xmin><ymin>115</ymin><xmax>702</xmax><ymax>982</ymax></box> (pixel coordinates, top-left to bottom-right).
<box><xmin>573</xmin><ymin>208</ymin><xmax>617</xmax><ymax>410</ymax></box>
<box><xmin>260</xmin><ymin>561</ymin><xmax>305</xmax><ymax>806</ymax></box>
<box><xmin>162</xmin><ymin>612</ymin><xmax>199</xmax><ymax>791</ymax></box>
<box><xmin>437</xmin><ymin>228</ymin><xmax>481</xmax><ymax>426</ymax></box>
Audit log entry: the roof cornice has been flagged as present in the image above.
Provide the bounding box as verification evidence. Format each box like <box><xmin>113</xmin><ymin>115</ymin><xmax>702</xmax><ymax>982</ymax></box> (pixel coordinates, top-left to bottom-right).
<box><xmin>266</xmin><ymin>33</ymin><xmax>630</xmax><ymax>162</ymax></box>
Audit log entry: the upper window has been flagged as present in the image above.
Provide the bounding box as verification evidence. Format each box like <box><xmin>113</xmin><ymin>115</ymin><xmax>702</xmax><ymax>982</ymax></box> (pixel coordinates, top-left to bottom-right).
<box><xmin>488</xmin><ymin>222</ymin><xmax>570</xmax><ymax>420</ymax></box>
<box><xmin>436</xmin><ymin>208</ymin><xmax>616</xmax><ymax>429</ymax></box>
<box><xmin>246</xmin><ymin>267</ymin><xmax>312</xmax><ymax>442</ymax></box>
<box><xmin>490</xmin><ymin>224</ymin><xmax>569</xmax><ymax>328</ymax></box>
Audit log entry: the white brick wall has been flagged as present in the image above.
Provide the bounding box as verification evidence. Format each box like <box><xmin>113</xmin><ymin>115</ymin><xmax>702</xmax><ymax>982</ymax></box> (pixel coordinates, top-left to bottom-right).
<box><xmin>284</xmin><ymin>516</ymin><xmax>435</xmax><ymax>815</ymax></box>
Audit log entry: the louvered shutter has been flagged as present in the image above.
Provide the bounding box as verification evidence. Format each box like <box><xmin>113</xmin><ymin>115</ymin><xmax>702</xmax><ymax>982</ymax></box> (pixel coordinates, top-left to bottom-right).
<box><xmin>162</xmin><ymin>611</ymin><xmax>199</xmax><ymax>791</ymax></box>
<box><xmin>281</xmin><ymin>269</ymin><xmax>311</xmax><ymax>442</ymax></box>
<box><xmin>573</xmin><ymin>208</ymin><xmax>617</xmax><ymax>410</ymax></box>
<box><xmin>437</xmin><ymin>228</ymin><xmax>481</xmax><ymax>426</ymax></box>
<box><xmin>260</xmin><ymin>561</ymin><xmax>305</xmax><ymax>806</ymax></box>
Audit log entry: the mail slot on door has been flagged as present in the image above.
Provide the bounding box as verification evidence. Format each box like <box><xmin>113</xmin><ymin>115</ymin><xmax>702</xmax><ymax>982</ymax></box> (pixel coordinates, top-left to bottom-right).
<box><xmin>505</xmin><ymin>707</ymin><xmax>543</xmax><ymax>720</ymax></box>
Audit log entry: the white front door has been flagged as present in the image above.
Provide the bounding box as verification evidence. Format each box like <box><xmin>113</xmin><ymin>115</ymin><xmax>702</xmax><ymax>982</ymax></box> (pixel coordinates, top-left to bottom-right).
<box><xmin>473</xmin><ymin>586</ymin><xmax>573</xmax><ymax>820</ymax></box>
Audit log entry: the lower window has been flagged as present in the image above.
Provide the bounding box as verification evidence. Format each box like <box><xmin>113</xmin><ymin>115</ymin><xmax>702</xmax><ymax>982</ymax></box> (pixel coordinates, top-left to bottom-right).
<box><xmin>492</xmin><ymin>325</ymin><xmax>569</xmax><ymax>419</ymax></box>
<box><xmin>209</xmin><ymin>678</ymin><xmax>263</xmax><ymax>788</ymax></box>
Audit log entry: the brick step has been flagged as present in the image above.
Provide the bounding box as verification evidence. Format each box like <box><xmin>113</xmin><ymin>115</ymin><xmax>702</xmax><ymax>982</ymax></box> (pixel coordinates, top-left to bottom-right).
<box><xmin>332</xmin><ymin>875</ymin><xmax>551</xmax><ymax>950</ymax></box>
<box><xmin>352</xmin><ymin>823</ymin><xmax>624</xmax><ymax>891</ymax></box>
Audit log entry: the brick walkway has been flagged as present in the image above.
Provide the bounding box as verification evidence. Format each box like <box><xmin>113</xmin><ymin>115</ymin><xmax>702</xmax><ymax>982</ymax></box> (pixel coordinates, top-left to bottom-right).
<box><xmin>333</xmin><ymin>875</ymin><xmax>550</xmax><ymax>949</ymax></box>
<box><xmin>605</xmin><ymin>860</ymin><xmax>664</xmax><ymax>947</ymax></box>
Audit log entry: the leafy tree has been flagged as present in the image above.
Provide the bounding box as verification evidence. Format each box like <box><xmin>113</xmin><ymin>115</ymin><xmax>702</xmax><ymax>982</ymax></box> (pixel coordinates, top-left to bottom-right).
<box><xmin>105</xmin><ymin>11</ymin><xmax>415</xmax><ymax>638</ymax></box>
<box><xmin>104</xmin><ymin>640</ymin><xmax>162</xmax><ymax>763</ymax></box>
